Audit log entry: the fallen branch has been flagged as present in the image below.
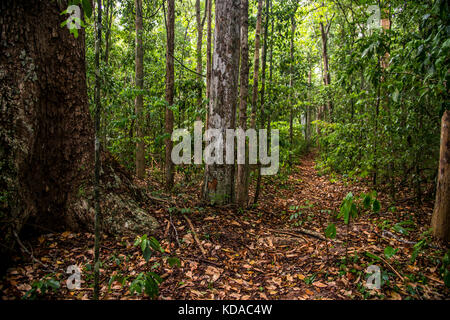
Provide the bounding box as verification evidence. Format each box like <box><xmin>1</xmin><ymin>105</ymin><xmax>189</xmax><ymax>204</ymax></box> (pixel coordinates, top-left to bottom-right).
<box><xmin>13</xmin><ymin>231</ymin><xmax>53</xmax><ymax>272</ymax></box>
<box><xmin>365</xmin><ymin>251</ymin><xmax>404</xmax><ymax>282</ymax></box>
<box><xmin>268</xmin><ymin>229</ymin><xmax>308</xmax><ymax>242</ymax></box>
<box><xmin>268</xmin><ymin>227</ymin><xmax>343</xmax><ymax>243</ymax></box>
<box><xmin>183</xmin><ymin>214</ymin><xmax>207</xmax><ymax>257</ymax></box>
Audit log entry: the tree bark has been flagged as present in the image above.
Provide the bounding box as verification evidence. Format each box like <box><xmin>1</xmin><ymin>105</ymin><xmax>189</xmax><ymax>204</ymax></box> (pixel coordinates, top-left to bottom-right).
<box><xmin>135</xmin><ymin>0</ymin><xmax>145</xmax><ymax>179</ymax></box>
<box><xmin>235</xmin><ymin>0</ymin><xmax>249</xmax><ymax>207</ymax></box>
<box><xmin>0</xmin><ymin>0</ymin><xmax>159</xmax><ymax>272</ymax></box>
<box><xmin>254</xmin><ymin>0</ymin><xmax>270</xmax><ymax>205</ymax></box>
<box><xmin>93</xmin><ymin>0</ymin><xmax>103</xmax><ymax>300</ymax></box>
<box><xmin>249</xmin><ymin>0</ymin><xmax>263</xmax><ymax>130</ymax></box>
<box><xmin>319</xmin><ymin>20</ymin><xmax>332</xmax><ymax>119</ymax></box>
<box><xmin>203</xmin><ymin>0</ymin><xmax>240</xmax><ymax>205</ymax></box>
<box><xmin>165</xmin><ymin>0</ymin><xmax>175</xmax><ymax>188</ymax></box>
<box><xmin>195</xmin><ymin>0</ymin><xmax>206</xmax><ymax>117</ymax></box>
<box><xmin>432</xmin><ymin>110</ymin><xmax>450</xmax><ymax>242</ymax></box>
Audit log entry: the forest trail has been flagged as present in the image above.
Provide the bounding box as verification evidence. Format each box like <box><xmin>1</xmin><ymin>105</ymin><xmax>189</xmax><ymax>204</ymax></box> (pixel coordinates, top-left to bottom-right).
<box><xmin>153</xmin><ymin>151</ymin><xmax>442</xmax><ymax>300</ymax></box>
<box><xmin>1</xmin><ymin>152</ymin><xmax>446</xmax><ymax>300</ymax></box>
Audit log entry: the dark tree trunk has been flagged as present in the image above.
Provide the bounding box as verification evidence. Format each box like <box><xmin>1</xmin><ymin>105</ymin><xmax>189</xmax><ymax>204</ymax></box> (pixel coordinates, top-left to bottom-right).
<box><xmin>135</xmin><ymin>0</ymin><xmax>145</xmax><ymax>179</ymax></box>
<box><xmin>164</xmin><ymin>0</ymin><xmax>175</xmax><ymax>188</ymax></box>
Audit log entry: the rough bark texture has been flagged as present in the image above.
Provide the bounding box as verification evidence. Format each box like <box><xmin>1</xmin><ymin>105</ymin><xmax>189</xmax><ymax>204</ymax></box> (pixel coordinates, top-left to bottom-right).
<box><xmin>432</xmin><ymin>110</ymin><xmax>450</xmax><ymax>242</ymax></box>
<box><xmin>235</xmin><ymin>0</ymin><xmax>250</xmax><ymax>207</ymax></box>
<box><xmin>205</xmin><ymin>0</ymin><xmax>213</xmax><ymax>129</ymax></box>
<box><xmin>135</xmin><ymin>0</ymin><xmax>145</xmax><ymax>179</ymax></box>
<box><xmin>165</xmin><ymin>0</ymin><xmax>175</xmax><ymax>188</ymax></box>
<box><xmin>203</xmin><ymin>0</ymin><xmax>240</xmax><ymax>205</ymax></box>
<box><xmin>0</xmin><ymin>0</ymin><xmax>158</xmax><ymax>272</ymax></box>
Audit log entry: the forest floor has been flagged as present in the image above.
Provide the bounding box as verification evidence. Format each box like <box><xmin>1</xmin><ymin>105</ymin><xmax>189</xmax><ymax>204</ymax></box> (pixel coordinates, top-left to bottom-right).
<box><xmin>1</xmin><ymin>151</ymin><xmax>449</xmax><ymax>300</ymax></box>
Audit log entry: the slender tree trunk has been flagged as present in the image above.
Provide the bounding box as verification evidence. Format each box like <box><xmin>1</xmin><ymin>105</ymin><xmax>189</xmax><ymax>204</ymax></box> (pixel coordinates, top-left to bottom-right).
<box><xmin>203</xmin><ymin>0</ymin><xmax>240</xmax><ymax>205</ymax></box>
<box><xmin>320</xmin><ymin>21</ymin><xmax>332</xmax><ymax>119</ymax></box>
<box><xmin>235</xmin><ymin>0</ymin><xmax>250</xmax><ymax>207</ymax></box>
<box><xmin>165</xmin><ymin>0</ymin><xmax>175</xmax><ymax>188</ymax></box>
<box><xmin>195</xmin><ymin>0</ymin><xmax>206</xmax><ymax>117</ymax></box>
<box><xmin>249</xmin><ymin>0</ymin><xmax>263</xmax><ymax>130</ymax></box>
<box><xmin>93</xmin><ymin>0</ymin><xmax>103</xmax><ymax>300</ymax></box>
<box><xmin>288</xmin><ymin>13</ymin><xmax>296</xmax><ymax>165</ymax></box>
<box><xmin>432</xmin><ymin>110</ymin><xmax>450</xmax><ymax>242</ymax></box>
<box><xmin>205</xmin><ymin>0</ymin><xmax>213</xmax><ymax>127</ymax></box>
<box><xmin>254</xmin><ymin>0</ymin><xmax>270</xmax><ymax>205</ymax></box>
<box><xmin>135</xmin><ymin>0</ymin><xmax>145</xmax><ymax>179</ymax></box>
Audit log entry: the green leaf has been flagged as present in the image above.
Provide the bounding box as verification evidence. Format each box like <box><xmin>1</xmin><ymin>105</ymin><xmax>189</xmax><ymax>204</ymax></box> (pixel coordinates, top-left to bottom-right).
<box><xmin>384</xmin><ymin>246</ymin><xmax>398</xmax><ymax>259</ymax></box>
<box><xmin>366</xmin><ymin>252</ymin><xmax>381</xmax><ymax>261</ymax></box>
<box><xmin>143</xmin><ymin>245</ymin><xmax>152</xmax><ymax>262</ymax></box>
<box><xmin>82</xmin><ymin>0</ymin><xmax>93</xmax><ymax>19</ymax></box>
<box><xmin>372</xmin><ymin>199</ymin><xmax>381</xmax><ymax>213</ymax></box>
<box><xmin>363</xmin><ymin>195</ymin><xmax>372</xmax><ymax>209</ymax></box>
<box><xmin>325</xmin><ymin>223</ymin><xmax>336</xmax><ymax>239</ymax></box>
<box><xmin>167</xmin><ymin>257</ymin><xmax>181</xmax><ymax>268</ymax></box>
<box><xmin>148</xmin><ymin>236</ymin><xmax>164</xmax><ymax>253</ymax></box>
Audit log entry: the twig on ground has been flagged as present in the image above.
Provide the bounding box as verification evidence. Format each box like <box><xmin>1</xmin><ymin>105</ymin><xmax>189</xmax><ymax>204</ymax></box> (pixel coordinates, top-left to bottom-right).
<box><xmin>183</xmin><ymin>214</ymin><xmax>207</xmax><ymax>257</ymax></box>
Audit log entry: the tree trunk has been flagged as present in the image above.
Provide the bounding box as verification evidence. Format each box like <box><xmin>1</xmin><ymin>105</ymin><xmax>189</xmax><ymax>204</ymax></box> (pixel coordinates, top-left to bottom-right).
<box><xmin>235</xmin><ymin>0</ymin><xmax>249</xmax><ymax>207</ymax></box>
<box><xmin>0</xmin><ymin>0</ymin><xmax>158</xmax><ymax>272</ymax></box>
<box><xmin>288</xmin><ymin>13</ymin><xmax>296</xmax><ymax>165</ymax></box>
<box><xmin>135</xmin><ymin>0</ymin><xmax>145</xmax><ymax>179</ymax></box>
<box><xmin>203</xmin><ymin>0</ymin><xmax>240</xmax><ymax>205</ymax></box>
<box><xmin>165</xmin><ymin>0</ymin><xmax>175</xmax><ymax>188</ymax></box>
<box><xmin>205</xmin><ymin>0</ymin><xmax>213</xmax><ymax>128</ymax></box>
<box><xmin>432</xmin><ymin>110</ymin><xmax>450</xmax><ymax>242</ymax></box>
<box><xmin>93</xmin><ymin>0</ymin><xmax>103</xmax><ymax>299</ymax></box>
<box><xmin>196</xmin><ymin>0</ymin><xmax>207</xmax><ymax>116</ymax></box>
<box><xmin>249</xmin><ymin>0</ymin><xmax>263</xmax><ymax>130</ymax></box>
<box><xmin>254</xmin><ymin>0</ymin><xmax>270</xmax><ymax>205</ymax></box>
<box><xmin>320</xmin><ymin>21</ymin><xmax>332</xmax><ymax>119</ymax></box>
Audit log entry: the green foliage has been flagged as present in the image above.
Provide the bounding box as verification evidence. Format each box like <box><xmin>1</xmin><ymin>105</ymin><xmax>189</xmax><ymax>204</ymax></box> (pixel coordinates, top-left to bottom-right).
<box><xmin>384</xmin><ymin>246</ymin><xmax>398</xmax><ymax>260</ymax></box>
<box><xmin>131</xmin><ymin>234</ymin><xmax>180</xmax><ymax>299</ymax></box>
<box><xmin>324</xmin><ymin>223</ymin><xmax>336</xmax><ymax>239</ymax></box>
<box><xmin>23</xmin><ymin>275</ymin><xmax>60</xmax><ymax>300</ymax></box>
<box><xmin>129</xmin><ymin>272</ymin><xmax>163</xmax><ymax>299</ymax></box>
<box><xmin>440</xmin><ymin>250</ymin><xmax>450</xmax><ymax>288</ymax></box>
<box><xmin>134</xmin><ymin>234</ymin><xmax>164</xmax><ymax>262</ymax></box>
<box><xmin>410</xmin><ymin>230</ymin><xmax>432</xmax><ymax>263</ymax></box>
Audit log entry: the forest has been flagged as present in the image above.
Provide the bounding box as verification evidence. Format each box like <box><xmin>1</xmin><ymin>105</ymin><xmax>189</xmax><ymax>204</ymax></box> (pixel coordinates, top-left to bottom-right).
<box><xmin>0</xmin><ymin>0</ymin><xmax>449</xmax><ymax>302</ymax></box>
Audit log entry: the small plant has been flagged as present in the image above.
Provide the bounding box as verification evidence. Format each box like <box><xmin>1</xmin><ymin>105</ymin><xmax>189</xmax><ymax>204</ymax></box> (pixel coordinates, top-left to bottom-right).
<box><xmin>129</xmin><ymin>272</ymin><xmax>163</xmax><ymax>299</ymax></box>
<box><xmin>410</xmin><ymin>230</ymin><xmax>432</xmax><ymax>263</ymax></box>
<box><xmin>440</xmin><ymin>250</ymin><xmax>450</xmax><ymax>288</ymax></box>
<box><xmin>131</xmin><ymin>234</ymin><xmax>180</xmax><ymax>299</ymax></box>
<box><xmin>23</xmin><ymin>275</ymin><xmax>60</xmax><ymax>300</ymax></box>
<box><xmin>384</xmin><ymin>246</ymin><xmax>398</xmax><ymax>259</ymax></box>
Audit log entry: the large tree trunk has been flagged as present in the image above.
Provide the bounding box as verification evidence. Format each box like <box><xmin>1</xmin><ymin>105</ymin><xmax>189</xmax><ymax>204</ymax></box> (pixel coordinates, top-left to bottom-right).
<box><xmin>203</xmin><ymin>0</ymin><xmax>240</xmax><ymax>205</ymax></box>
<box><xmin>135</xmin><ymin>0</ymin><xmax>145</xmax><ymax>179</ymax></box>
<box><xmin>164</xmin><ymin>0</ymin><xmax>175</xmax><ymax>188</ymax></box>
<box><xmin>432</xmin><ymin>110</ymin><xmax>450</xmax><ymax>242</ymax></box>
<box><xmin>0</xmin><ymin>0</ymin><xmax>158</xmax><ymax>272</ymax></box>
<box><xmin>235</xmin><ymin>0</ymin><xmax>250</xmax><ymax>207</ymax></box>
